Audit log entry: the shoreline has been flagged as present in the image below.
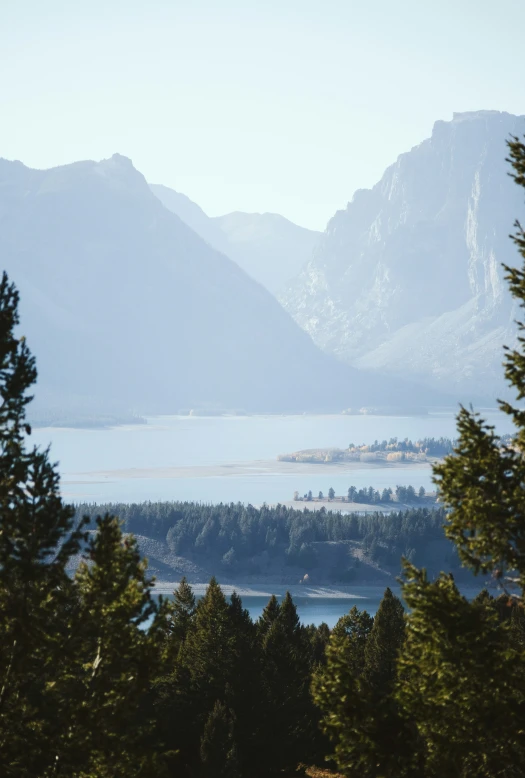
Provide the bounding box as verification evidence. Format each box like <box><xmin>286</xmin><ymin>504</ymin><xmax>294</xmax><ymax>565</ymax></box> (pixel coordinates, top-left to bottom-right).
<box><xmin>64</xmin><ymin>457</ymin><xmax>432</xmax><ymax>484</ymax></box>
<box><xmin>152</xmin><ymin>582</ymin><xmax>377</xmax><ymax>598</ymax></box>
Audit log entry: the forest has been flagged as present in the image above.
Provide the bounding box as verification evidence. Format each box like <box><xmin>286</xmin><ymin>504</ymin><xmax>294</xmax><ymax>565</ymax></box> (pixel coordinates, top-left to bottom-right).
<box><xmin>74</xmin><ymin>500</ymin><xmax>457</xmax><ymax>579</ymax></box>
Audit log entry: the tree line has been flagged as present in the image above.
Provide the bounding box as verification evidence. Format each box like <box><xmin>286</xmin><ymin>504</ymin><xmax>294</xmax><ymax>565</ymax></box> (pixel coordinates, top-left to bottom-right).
<box><xmin>298</xmin><ymin>483</ymin><xmax>431</xmax><ymax>503</ymax></box>
<box><xmin>74</xmin><ymin>500</ymin><xmax>453</xmax><ymax>577</ymax></box>
<box><xmin>348</xmin><ymin>436</ymin><xmax>457</xmax><ymax>456</ymax></box>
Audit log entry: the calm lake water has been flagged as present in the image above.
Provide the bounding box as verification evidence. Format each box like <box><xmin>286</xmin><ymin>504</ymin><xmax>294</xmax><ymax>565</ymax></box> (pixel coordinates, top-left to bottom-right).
<box><xmin>156</xmin><ymin>586</ymin><xmax>399</xmax><ymax>626</ymax></box>
<box><xmin>156</xmin><ymin>583</ymin><xmax>484</xmax><ymax>627</ymax></box>
<box><xmin>33</xmin><ymin>413</ymin><xmax>493</xmax><ymax>625</ymax></box>
<box><xmin>32</xmin><ymin>410</ymin><xmax>513</xmax><ymax>505</ymax></box>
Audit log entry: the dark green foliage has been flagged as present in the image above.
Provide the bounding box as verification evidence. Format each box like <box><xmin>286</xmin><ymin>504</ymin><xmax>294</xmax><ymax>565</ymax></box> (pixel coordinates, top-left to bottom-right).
<box><xmin>0</xmin><ymin>272</ymin><xmax>164</xmax><ymax>777</ymax></box>
<box><xmin>76</xmin><ymin>500</ymin><xmax>454</xmax><ymax>578</ymax></box>
<box><xmin>165</xmin><ymin>575</ymin><xmax>196</xmax><ymax>654</ymax></box>
<box><xmin>200</xmin><ymin>700</ymin><xmax>240</xmax><ymax>778</ymax></box>
<box><xmin>363</xmin><ymin>587</ymin><xmax>405</xmax><ymax>696</ymax></box>
<box><xmin>398</xmin><ymin>568</ymin><xmax>525</xmax><ymax>777</ymax></box>
<box><xmin>152</xmin><ymin>580</ymin><xmax>331</xmax><ymax>777</ymax></box>
<box><xmin>313</xmin><ymin>589</ymin><xmax>419</xmax><ymax>778</ymax></box>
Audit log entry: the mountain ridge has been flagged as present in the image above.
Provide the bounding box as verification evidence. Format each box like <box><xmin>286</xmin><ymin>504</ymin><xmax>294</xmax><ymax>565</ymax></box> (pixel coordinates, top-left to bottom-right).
<box><xmin>280</xmin><ymin>110</ymin><xmax>525</xmax><ymax>399</ymax></box>
<box><xmin>0</xmin><ymin>153</ymin><xmax>445</xmax><ymax>416</ymax></box>
<box><xmin>150</xmin><ymin>183</ymin><xmax>321</xmax><ymax>294</ymax></box>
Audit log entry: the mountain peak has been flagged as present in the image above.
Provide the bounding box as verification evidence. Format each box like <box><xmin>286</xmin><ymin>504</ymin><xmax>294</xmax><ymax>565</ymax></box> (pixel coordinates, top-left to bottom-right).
<box><xmin>282</xmin><ymin>110</ymin><xmax>525</xmax><ymax>401</ymax></box>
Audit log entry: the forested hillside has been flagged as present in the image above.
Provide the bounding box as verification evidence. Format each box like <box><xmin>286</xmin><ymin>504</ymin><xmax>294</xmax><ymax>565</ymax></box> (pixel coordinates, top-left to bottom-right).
<box><xmin>75</xmin><ymin>501</ymin><xmax>462</xmax><ymax>584</ymax></box>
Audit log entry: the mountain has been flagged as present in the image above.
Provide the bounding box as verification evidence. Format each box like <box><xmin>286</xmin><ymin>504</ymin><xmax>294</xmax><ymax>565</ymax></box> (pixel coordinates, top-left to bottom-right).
<box><xmin>280</xmin><ymin>110</ymin><xmax>525</xmax><ymax>399</ymax></box>
<box><xmin>0</xmin><ymin>153</ymin><xmax>438</xmax><ymax>416</ymax></box>
<box><xmin>149</xmin><ymin>183</ymin><xmax>229</xmax><ymax>254</ymax></box>
<box><xmin>211</xmin><ymin>211</ymin><xmax>321</xmax><ymax>295</ymax></box>
<box><xmin>150</xmin><ymin>184</ymin><xmax>321</xmax><ymax>294</ymax></box>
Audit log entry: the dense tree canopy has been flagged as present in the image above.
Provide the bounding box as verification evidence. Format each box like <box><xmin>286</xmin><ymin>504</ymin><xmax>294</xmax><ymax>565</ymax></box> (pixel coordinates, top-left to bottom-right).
<box><xmin>0</xmin><ymin>273</ymin><xmax>166</xmax><ymax>777</ymax></box>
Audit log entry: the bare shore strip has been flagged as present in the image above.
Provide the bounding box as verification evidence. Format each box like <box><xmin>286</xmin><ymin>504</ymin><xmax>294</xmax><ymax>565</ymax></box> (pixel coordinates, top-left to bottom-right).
<box><xmin>66</xmin><ymin>457</ymin><xmax>431</xmax><ymax>484</ymax></box>
<box><xmin>152</xmin><ymin>582</ymin><xmax>370</xmax><ymax>598</ymax></box>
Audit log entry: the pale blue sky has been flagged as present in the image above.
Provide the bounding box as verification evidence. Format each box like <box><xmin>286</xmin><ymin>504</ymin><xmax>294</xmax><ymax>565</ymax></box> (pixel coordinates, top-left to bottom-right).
<box><xmin>2</xmin><ymin>0</ymin><xmax>524</xmax><ymax>229</ymax></box>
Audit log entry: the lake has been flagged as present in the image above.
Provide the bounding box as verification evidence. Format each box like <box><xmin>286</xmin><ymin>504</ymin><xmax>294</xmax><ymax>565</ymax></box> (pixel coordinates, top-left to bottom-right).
<box><xmin>32</xmin><ymin>413</ymin><xmax>495</xmax><ymax>625</ymax></box>
<box><xmin>155</xmin><ymin>583</ymin><xmax>485</xmax><ymax>627</ymax></box>
<box><xmin>155</xmin><ymin>585</ymin><xmax>399</xmax><ymax>626</ymax></box>
<box><xmin>32</xmin><ymin>410</ymin><xmax>513</xmax><ymax>505</ymax></box>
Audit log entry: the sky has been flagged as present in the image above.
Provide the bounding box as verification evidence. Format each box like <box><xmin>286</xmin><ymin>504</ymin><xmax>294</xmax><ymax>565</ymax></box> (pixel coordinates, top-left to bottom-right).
<box><xmin>2</xmin><ymin>0</ymin><xmax>525</xmax><ymax>230</ymax></box>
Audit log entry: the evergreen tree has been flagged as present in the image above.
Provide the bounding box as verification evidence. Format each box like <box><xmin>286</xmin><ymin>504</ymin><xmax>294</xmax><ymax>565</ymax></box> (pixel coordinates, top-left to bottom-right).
<box><xmin>395</xmin><ymin>136</ymin><xmax>525</xmax><ymax>777</ymax></box>
<box><xmin>257</xmin><ymin>592</ymin><xmax>314</xmax><ymax>774</ymax></box>
<box><xmin>200</xmin><ymin>700</ymin><xmax>240</xmax><ymax>778</ymax></box>
<box><xmin>0</xmin><ymin>273</ymin><xmax>85</xmax><ymax>774</ymax></box>
<box><xmin>363</xmin><ymin>587</ymin><xmax>405</xmax><ymax>696</ymax></box>
<box><xmin>398</xmin><ymin>570</ymin><xmax>525</xmax><ymax>777</ymax></box>
<box><xmin>257</xmin><ymin>593</ymin><xmax>280</xmax><ymax>637</ymax></box>
<box><xmin>313</xmin><ymin>589</ymin><xmax>419</xmax><ymax>778</ymax></box>
<box><xmin>166</xmin><ymin>576</ymin><xmax>196</xmax><ymax>654</ymax></box>
<box><xmin>0</xmin><ymin>273</ymin><xmax>164</xmax><ymax>776</ymax></box>
<box><xmin>183</xmin><ymin>578</ymin><xmax>236</xmax><ymax>709</ymax></box>
<box><xmin>58</xmin><ymin>515</ymin><xmax>165</xmax><ymax>777</ymax></box>
<box><xmin>331</xmin><ymin>605</ymin><xmax>373</xmax><ymax>676</ymax></box>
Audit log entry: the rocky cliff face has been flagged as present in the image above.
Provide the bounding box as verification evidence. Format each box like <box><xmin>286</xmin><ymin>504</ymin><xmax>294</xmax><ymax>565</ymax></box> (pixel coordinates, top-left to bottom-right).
<box><xmin>281</xmin><ymin>111</ymin><xmax>525</xmax><ymax>399</ymax></box>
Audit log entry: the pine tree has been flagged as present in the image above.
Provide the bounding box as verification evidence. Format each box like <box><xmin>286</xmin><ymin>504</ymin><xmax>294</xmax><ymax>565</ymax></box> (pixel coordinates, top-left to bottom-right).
<box><xmin>313</xmin><ymin>589</ymin><xmax>419</xmax><ymax>778</ymax></box>
<box><xmin>56</xmin><ymin>515</ymin><xmax>166</xmax><ymax>776</ymax></box>
<box><xmin>257</xmin><ymin>592</ymin><xmax>315</xmax><ymax>774</ymax></box>
<box><xmin>331</xmin><ymin>605</ymin><xmax>373</xmax><ymax>675</ymax></box>
<box><xmin>395</xmin><ymin>136</ymin><xmax>525</xmax><ymax>777</ymax></box>
<box><xmin>398</xmin><ymin>570</ymin><xmax>525</xmax><ymax>777</ymax></box>
<box><xmin>165</xmin><ymin>576</ymin><xmax>196</xmax><ymax>658</ymax></box>
<box><xmin>0</xmin><ymin>273</ymin><xmax>85</xmax><ymax>774</ymax></box>
<box><xmin>200</xmin><ymin>700</ymin><xmax>240</xmax><ymax>778</ymax></box>
<box><xmin>363</xmin><ymin>587</ymin><xmax>405</xmax><ymax>696</ymax></box>
<box><xmin>257</xmin><ymin>593</ymin><xmax>280</xmax><ymax>637</ymax></box>
<box><xmin>0</xmin><ymin>273</ymin><xmax>164</xmax><ymax>776</ymax></box>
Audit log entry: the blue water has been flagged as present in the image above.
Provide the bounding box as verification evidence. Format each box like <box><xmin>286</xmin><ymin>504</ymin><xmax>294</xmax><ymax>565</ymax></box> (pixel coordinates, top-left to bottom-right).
<box><xmin>156</xmin><ymin>583</ymin><xmax>485</xmax><ymax>627</ymax></box>
<box><xmin>156</xmin><ymin>585</ymin><xmax>397</xmax><ymax>627</ymax></box>
<box><xmin>226</xmin><ymin>592</ymin><xmax>389</xmax><ymax>625</ymax></box>
<box><xmin>31</xmin><ymin>410</ymin><xmax>513</xmax><ymax>505</ymax></box>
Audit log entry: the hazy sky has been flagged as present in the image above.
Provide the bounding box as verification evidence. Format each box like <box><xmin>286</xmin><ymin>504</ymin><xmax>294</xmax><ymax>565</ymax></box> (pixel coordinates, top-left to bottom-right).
<box><xmin>2</xmin><ymin>0</ymin><xmax>524</xmax><ymax>229</ymax></box>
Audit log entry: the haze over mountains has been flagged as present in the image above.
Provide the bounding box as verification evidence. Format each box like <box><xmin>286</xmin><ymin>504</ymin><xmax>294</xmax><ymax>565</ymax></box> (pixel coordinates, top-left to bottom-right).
<box><xmin>150</xmin><ymin>183</ymin><xmax>320</xmax><ymax>294</ymax></box>
<box><xmin>0</xmin><ymin>153</ymin><xmax>435</xmax><ymax>418</ymax></box>
<box><xmin>2</xmin><ymin>109</ymin><xmax>522</xmax><ymax>418</ymax></box>
<box><xmin>281</xmin><ymin>110</ymin><xmax>525</xmax><ymax>399</ymax></box>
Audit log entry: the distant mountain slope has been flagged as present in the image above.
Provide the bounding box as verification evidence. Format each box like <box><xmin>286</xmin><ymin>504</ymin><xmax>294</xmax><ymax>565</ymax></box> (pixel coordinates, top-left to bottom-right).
<box><xmin>212</xmin><ymin>211</ymin><xmax>321</xmax><ymax>294</ymax></box>
<box><xmin>280</xmin><ymin>110</ymin><xmax>525</xmax><ymax>399</ymax></box>
<box><xmin>149</xmin><ymin>183</ymin><xmax>229</xmax><ymax>253</ymax></box>
<box><xmin>0</xmin><ymin>154</ymin><xmax>439</xmax><ymax>414</ymax></box>
<box><xmin>150</xmin><ymin>184</ymin><xmax>321</xmax><ymax>294</ymax></box>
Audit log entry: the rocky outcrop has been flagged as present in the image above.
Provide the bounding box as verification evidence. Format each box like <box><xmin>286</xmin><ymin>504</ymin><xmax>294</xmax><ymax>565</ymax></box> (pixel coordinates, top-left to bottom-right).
<box><xmin>281</xmin><ymin>111</ymin><xmax>525</xmax><ymax>399</ymax></box>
